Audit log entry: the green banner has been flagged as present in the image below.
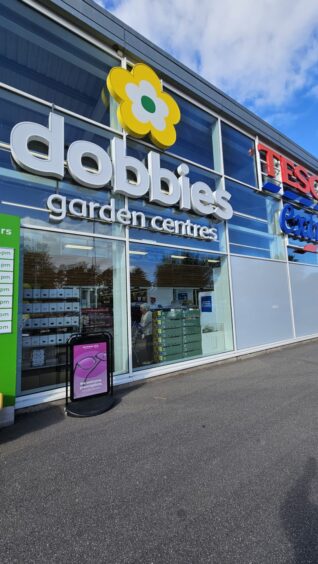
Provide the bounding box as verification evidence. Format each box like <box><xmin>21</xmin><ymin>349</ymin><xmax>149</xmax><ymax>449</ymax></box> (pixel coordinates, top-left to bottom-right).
<box><xmin>0</xmin><ymin>214</ymin><xmax>20</xmax><ymax>407</ymax></box>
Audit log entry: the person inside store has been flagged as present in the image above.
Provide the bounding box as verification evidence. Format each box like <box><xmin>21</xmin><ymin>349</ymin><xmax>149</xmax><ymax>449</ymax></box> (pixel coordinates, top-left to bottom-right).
<box><xmin>140</xmin><ymin>303</ymin><xmax>153</xmax><ymax>364</ymax></box>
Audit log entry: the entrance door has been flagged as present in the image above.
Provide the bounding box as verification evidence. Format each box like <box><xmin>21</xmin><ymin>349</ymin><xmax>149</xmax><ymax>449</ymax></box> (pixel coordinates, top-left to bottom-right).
<box><xmin>20</xmin><ymin>229</ymin><xmax>127</xmax><ymax>393</ymax></box>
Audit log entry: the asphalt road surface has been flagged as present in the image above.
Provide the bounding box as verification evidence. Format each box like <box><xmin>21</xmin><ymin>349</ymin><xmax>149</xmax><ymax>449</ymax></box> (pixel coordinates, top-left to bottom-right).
<box><xmin>1</xmin><ymin>341</ymin><xmax>318</xmax><ymax>564</ymax></box>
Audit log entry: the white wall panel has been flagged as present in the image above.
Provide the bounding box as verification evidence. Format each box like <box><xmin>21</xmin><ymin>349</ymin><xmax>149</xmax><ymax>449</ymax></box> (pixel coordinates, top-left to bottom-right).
<box><xmin>231</xmin><ymin>256</ymin><xmax>293</xmax><ymax>349</ymax></box>
<box><xmin>289</xmin><ymin>263</ymin><xmax>318</xmax><ymax>337</ymax></box>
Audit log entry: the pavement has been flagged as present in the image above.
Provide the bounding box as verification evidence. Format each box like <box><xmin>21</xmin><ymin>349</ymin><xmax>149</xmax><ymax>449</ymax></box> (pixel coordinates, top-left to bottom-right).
<box><xmin>1</xmin><ymin>340</ymin><xmax>318</xmax><ymax>564</ymax></box>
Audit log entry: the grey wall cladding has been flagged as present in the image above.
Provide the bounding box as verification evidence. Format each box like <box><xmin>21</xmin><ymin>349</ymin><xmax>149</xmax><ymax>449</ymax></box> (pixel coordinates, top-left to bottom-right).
<box><xmin>289</xmin><ymin>263</ymin><xmax>318</xmax><ymax>337</ymax></box>
<box><xmin>231</xmin><ymin>256</ymin><xmax>294</xmax><ymax>349</ymax></box>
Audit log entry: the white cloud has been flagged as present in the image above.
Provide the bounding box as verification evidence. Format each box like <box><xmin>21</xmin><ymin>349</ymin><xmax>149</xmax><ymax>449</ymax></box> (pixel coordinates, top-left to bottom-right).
<box><xmin>97</xmin><ymin>0</ymin><xmax>318</xmax><ymax>110</ymax></box>
<box><xmin>308</xmin><ymin>84</ymin><xmax>318</xmax><ymax>98</ymax></box>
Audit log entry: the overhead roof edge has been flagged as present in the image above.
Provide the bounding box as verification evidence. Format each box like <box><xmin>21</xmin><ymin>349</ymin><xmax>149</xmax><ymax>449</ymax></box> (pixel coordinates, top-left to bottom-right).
<box><xmin>28</xmin><ymin>0</ymin><xmax>318</xmax><ymax>172</ymax></box>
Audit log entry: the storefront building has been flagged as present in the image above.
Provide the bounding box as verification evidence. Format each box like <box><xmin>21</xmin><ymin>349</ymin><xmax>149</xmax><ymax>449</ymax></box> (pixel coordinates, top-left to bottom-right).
<box><xmin>1</xmin><ymin>0</ymin><xmax>318</xmax><ymax>423</ymax></box>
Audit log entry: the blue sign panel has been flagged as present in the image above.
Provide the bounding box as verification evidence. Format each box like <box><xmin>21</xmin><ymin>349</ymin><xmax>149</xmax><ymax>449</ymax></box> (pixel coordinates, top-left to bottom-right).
<box><xmin>201</xmin><ymin>295</ymin><xmax>212</xmax><ymax>313</ymax></box>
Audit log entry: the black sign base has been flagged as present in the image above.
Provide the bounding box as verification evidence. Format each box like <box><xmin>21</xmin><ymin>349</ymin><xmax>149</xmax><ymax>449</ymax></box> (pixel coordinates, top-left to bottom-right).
<box><xmin>65</xmin><ymin>395</ymin><xmax>115</xmax><ymax>418</ymax></box>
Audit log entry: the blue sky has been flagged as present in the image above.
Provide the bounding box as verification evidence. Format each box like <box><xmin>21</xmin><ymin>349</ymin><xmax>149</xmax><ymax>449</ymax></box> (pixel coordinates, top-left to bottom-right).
<box><xmin>94</xmin><ymin>0</ymin><xmax>318</xmax><ymax>159</ymax></box>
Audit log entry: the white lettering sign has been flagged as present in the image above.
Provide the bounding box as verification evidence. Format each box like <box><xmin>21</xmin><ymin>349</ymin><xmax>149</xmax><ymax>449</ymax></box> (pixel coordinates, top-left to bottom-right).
<box><xmin>10</xmin><ymin>113</ymin><xmax>233</xmax><ymax>223</ymax></box>
<box><xmin>47</xmin><ymin>195</ymin><xmax>218</xmax><ymax>241</ymax></box>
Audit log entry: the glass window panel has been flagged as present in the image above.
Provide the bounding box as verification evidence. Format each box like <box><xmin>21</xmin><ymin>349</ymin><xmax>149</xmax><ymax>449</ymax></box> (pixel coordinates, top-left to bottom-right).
<box><xmin>0</xmin><ymin>88</ymin><xmax>51</xmax><ymax>144</ymax></box>
<box><xmin>129</xmin><ymin>244</ymin><xmax>233</xmax><ymax>370</ymax></box>
<box><xmin>288</xmin><ymin>244</ymin><xmax>318</xmax><ymax>266</ymax></box>
<box><xmin>222</xmin><ymin>122</ymin><xmax>257</xmax><ymax>186</ymax></box>
<box><xmin>231</xmin><ymin>256</ymin><xmax>293</xmax><ymax>349</ymax></box>
<box><xmin>227</xmin><ymin>179</ymin><xmax>285</xmax><ymax>261</ymax></box>
<box><xmin>0</xmin><ymin>148</ymin><xmax>57</xmax><ymax>222</ymax></box>
<box><xmin>284</xmin><ymin>204</ymin><xmax>318</xmax><ymax>256</ymax></box>
<box><xmin>229</xmin><ymin>215</ymin><xmax>285</xmax><ymax>260</ymax></box>
<box><xmin>282</xmin><ymin>201</ymin><xmax>318</xmax><ymax>264</ymax></box>
<box><xmin>62</xmin><ymin>113</ymin><xmax>116</xmax><ymax>156</ymax></box>
<box><xmin>0</xmin><ymin>88</ymin><xmax>118</xmax><ymax>150</ymax></box>
<box><xmin>57</xmin><ymin>179</ymin><xmax>124</xmax><ymax>238</ymax></box>
<box><xmin>226</xmin><ymin>179</ymin><xmax>279</xmax><ymax>219</ymax></box>
<box><xmin>0</xmin><ymin>2</ymin><xmax>119</xmax><ymax>127</ymax></box>
<box><xmin>0</xmin><ymin>149</ymin><xmax>124</xmax><ymax>237</ymax></box>
<box><xmin>128</xmin><ymin>198</ymin><xmax>226</xmax><ymax>252</ymax></box>
<box><xmin>127</xmin><ymin>140</ymin><xmax>225</xmax><ymax>251</ymax></box>
<box><xmin>171</xmin><ymin>94</ymin><xmax>219</xmax><ymax>170</ymax></box>
<box><xmin>20</xmin><ymin>230</ymin><xmax>128</xmax><ymax>394</ymax></box>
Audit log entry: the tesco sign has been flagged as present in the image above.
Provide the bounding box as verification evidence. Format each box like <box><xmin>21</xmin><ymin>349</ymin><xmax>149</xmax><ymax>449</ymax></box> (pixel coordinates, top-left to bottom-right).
<box><xmin>258</xmin><ymin>144</ymin><xmax>318</xmax><ymax>200</ymax></box>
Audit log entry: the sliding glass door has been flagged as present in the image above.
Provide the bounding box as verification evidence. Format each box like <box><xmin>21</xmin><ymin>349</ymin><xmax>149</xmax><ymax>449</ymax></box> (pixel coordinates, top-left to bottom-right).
<box><xmin>20</xmin><ymin>229</ymin><xmax>128</xmax><ymax>393</ymax></box>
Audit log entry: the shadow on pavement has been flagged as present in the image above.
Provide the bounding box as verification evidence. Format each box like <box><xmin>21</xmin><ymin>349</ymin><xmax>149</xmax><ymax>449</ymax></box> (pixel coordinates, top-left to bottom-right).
<box><xmin>280</xmin><ymin>457</ymin><xmax>318</xmax><ymax>564</ymax></box>
<box><xmin>0</xmin><ymin>382</ymin><xmax>144</xmax><ymax>444</ymax></box>
<box><xmin>0</xmin><ymin>404</ymin><xmax>65</xmax><ymax>444</ymax></box>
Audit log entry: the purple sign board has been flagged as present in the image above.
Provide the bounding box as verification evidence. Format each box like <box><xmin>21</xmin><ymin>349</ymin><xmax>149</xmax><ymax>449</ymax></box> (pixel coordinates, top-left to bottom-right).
<box><xmin>72</xmin><ymin>341</ymin><xmax>108</xmax><ymax>400</ymax></box>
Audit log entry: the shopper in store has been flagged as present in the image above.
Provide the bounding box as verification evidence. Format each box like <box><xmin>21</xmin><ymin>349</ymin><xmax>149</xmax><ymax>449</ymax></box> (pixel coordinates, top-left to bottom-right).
<box><xmin>140</xmin><ymin>303</ymin><xmax>153</xmax><ymax>364</ymax></box>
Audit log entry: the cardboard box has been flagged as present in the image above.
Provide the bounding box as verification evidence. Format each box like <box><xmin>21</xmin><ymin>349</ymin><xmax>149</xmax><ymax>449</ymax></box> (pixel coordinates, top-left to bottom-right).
<box><xmin>39</xmin><ymin>336</ymin><xmax>49</xmax><ymax>346</ymax></box>
<box><xmin>183</xmin><ymin>333</ymin><xmax>201</xmax><ymax>344</ymax></box>
<box><xmin>24</xmin><ymin>289</ymin><xmax>32</xmax><ymax>298</ymax></box>
<box><xmin>155</xmin><ymin>352</ymin><xmax>181</xmax><ymax>362</ymax></box>
<box><xmin>64</xmin><ymin>333</ymin><xmax>72</xmax><ymax>344</ymax></box>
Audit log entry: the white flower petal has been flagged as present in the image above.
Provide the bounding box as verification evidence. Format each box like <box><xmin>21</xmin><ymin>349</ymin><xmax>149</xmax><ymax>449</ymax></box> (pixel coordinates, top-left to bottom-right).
<box><xmin>125</xmin><ymin>82</ymin><xmax>140</xmax><ymax>103</ymax></box>
<box><xmin>149</xmin><ymin>114</ymin><xmax>166</xmax><ymax>131</ymax></box>
<box><xmin>131</xmin><ymin>100</ymin><xmax>151</xmax><ymax>123</ymax></box>
<box><xmin>155</xmin><ymin>97</ymin><xmax>169</xmax><ymax>118</ymax></box>
<box><xmin>138</xmin><ymin>80</ymin><xmax>157</xmax><ymax>100</ymax></box>
<box><xmin>125</xmin><ymin>78</ymin><xmax>171</xmax><ymax>133</ymax></box>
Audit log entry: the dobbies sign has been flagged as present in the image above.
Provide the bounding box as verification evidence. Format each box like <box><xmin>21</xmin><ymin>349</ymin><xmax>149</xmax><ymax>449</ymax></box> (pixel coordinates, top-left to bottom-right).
<box><xmin>10</xmin><ymin>114</ymin><xmax>232</xmax><ymax>238</ymax></box>
<box><xmin>106</xmin><ymin>63</ymin><xmax>180</xmax><ymax>150</ymax></box>
<box><xmin>258</xmin><ymin>143</ymin><xmax>318</xmax><ymax>246</ymax></box>
<box><xmin>9</xmin><ymin>63</ymin><xmax>233</xmax><ymax>241</ymax></box>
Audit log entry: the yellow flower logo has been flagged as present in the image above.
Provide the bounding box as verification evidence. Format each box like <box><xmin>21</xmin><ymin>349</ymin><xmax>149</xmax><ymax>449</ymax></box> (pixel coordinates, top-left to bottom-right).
<box><xmin>106</xmin><ymin>63</ymin><xmax>181</xmax><ymax>150</ymax></box>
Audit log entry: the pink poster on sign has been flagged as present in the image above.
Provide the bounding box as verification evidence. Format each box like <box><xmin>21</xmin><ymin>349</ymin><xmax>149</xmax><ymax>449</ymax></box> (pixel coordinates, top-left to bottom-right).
<box><xmin>73</xmin><ymin>341</ymin><xmax>108</xmax><ymax>399</ymax></box>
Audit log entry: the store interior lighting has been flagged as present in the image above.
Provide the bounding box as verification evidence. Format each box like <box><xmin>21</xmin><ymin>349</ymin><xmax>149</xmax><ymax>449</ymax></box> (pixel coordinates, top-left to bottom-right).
<box><xmin>64</xmin><ymin>244</ymin><xmax>93</xmax><ymax>250</ymax></box>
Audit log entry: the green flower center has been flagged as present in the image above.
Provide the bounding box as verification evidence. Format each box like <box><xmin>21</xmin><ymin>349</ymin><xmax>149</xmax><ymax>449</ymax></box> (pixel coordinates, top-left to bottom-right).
<box><xmin>141</xmin><ymin>95</ymin><xmax>156</xmax><ymax>114</ymax></box>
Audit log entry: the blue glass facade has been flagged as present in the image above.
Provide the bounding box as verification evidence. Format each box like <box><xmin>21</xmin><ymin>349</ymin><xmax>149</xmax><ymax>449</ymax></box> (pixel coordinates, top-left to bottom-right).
<box><xmin>1</xmin><ymin>0</ymin><xmax>318</xmax><ymax>406</ymax></box>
